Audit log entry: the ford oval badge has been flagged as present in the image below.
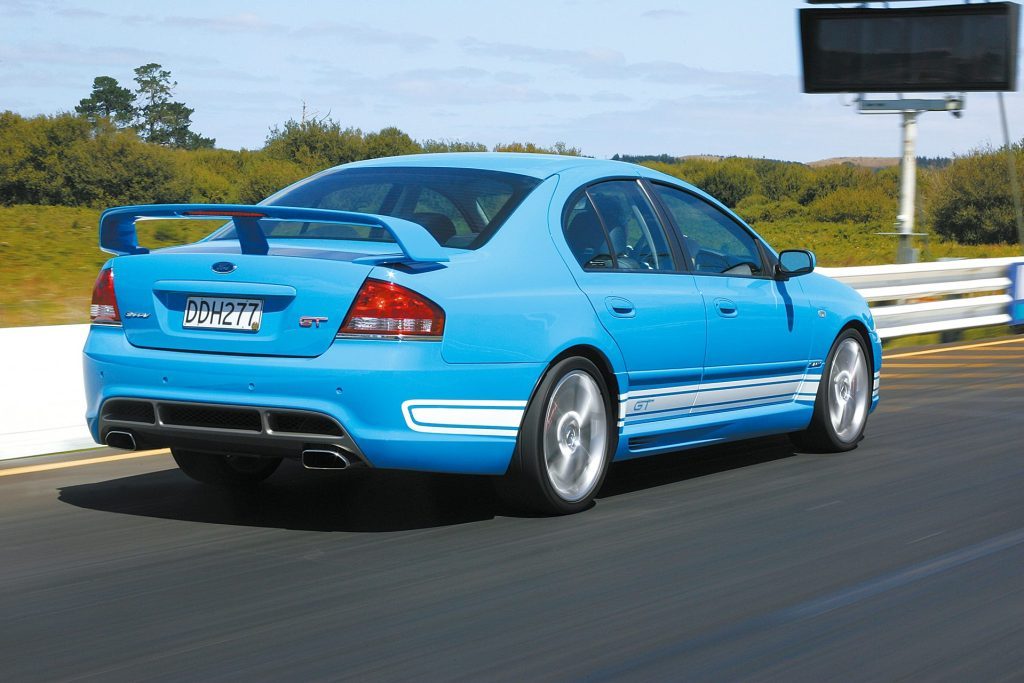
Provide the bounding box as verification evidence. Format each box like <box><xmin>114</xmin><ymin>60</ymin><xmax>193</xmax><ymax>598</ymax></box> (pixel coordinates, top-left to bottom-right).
<box><xmin>212</xmin><ymin>261</ymin><xmax>236</xmax><ymax>274</ymax></box>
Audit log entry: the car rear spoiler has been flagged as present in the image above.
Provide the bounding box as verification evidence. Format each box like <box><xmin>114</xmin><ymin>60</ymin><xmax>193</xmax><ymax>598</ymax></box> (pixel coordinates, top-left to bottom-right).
<box><xmin>98</xmin><ymin>203</ymin><xmax>450</xmax><ymax>263</ymax></box>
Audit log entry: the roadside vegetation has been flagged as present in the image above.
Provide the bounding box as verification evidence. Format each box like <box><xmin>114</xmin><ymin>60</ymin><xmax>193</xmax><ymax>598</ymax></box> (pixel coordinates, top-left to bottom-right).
<box><xmin>0</xmin><ymin>66</ymin><xmax>1021</xmax><ymax>327</ymax></box>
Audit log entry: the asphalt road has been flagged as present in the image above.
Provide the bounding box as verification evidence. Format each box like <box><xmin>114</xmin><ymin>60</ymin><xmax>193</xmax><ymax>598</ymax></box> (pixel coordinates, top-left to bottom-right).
<box><xmin>2</xmin><ymin>337</ymin><xmax>1023</xmax><ymax>681</ymax></box>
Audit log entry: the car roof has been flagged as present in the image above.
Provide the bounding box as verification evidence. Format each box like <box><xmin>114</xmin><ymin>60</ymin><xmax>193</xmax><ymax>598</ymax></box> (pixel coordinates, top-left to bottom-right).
<box><xmin>339</xmin><ymin>152</ymin><xmax>655</xmax><ymax>180</ymax></box>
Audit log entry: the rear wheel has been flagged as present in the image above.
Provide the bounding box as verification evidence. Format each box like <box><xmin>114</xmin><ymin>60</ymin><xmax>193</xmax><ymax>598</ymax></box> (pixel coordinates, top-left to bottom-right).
<box><xmin>171</xmin><ymin>449</ymin><xmax>281</xmax><ymax>486</ymax></box>
<box><xmin>498</xmin><ymin>357</ymin><xmax>615</xmax><ymax>515</ymax></box>
<box><xmin>791</xmin><ymin>329</ymin><xmax>871</xmax><ymax>452</ymax></box>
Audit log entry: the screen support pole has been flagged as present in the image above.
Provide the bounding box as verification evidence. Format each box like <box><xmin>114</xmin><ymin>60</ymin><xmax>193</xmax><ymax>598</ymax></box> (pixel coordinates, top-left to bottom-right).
<box><xmin>859</xmin><ymin>96</ymin><xmax>964</xmax><ymax>263</ymax></box>
<box><xmin>898</xmin><ymin>111</ymin><xmax>919</xmax><ymax>264</ymax></box>
<box><xmin>997</xmin><ymin>92</ymin><xmax>1024</xmax><ymax>252</ymax></box>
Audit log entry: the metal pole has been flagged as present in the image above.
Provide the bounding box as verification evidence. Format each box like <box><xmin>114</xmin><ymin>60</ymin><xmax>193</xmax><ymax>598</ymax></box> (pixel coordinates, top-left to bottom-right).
<box><xmin>897</xmin><ymin>110</ymin><xmax>919</xmax><ymax>263</ymax></box>
<box><xmin>997</xmin><ymin>91</ymin><xmax>1024</xmax><ymax>252</ymax></box>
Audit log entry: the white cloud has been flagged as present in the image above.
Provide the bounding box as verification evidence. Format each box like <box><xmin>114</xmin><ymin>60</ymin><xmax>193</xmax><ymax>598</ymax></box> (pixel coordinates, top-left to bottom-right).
<box><xmin>641</xmin><ymin>9</ymin><xmax>690</xmax><ymax>20</ymax></box>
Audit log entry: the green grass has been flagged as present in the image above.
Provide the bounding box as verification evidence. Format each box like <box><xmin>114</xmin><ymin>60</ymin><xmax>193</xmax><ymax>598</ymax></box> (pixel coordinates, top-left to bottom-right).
<box><xmin>0</xmin><ymin>204</ymin><xmax>1020</xmax><ymax>328</ymax></box>
<box><xmin>0</xmin><ymin>205</ymin><xmax>214</xmax><ymax>327</ymax></box>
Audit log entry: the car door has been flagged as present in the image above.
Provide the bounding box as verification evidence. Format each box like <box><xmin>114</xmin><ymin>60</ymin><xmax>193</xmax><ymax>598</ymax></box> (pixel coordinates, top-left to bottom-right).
<box><xmin>648</xmin><ymin>182</ymin><xmax>814</xmax><ymax>414</ymax></box>
<box><xmin>561</xmin><ymin>179</ymin><xmax>707</xmax><ymax>425</ymax></box>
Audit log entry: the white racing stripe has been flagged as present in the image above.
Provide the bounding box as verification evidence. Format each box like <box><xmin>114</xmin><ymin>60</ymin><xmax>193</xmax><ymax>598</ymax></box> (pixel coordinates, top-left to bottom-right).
<box><xmin>401</xmin><ymin>399</ymin><xmax>527</xmax><ymax>438</ymax></box>
<box><xmin>693</xmin><ymin>379</ymin><xmax>804</xmax><ymax>408</ymax></box>
<box><xmin>628</xmin><ymin>373</ymin><xmax>807</xmax><ymax>399</ymax></box>
<box><xmin>623</xmin><ymin>372</ymin><xmax>824</xmax><ymax>420</ymax></box>
<box><xmin>403</xmin><ymin>367</ymin><xmax>834</xmax><ymax>437</ymax></box>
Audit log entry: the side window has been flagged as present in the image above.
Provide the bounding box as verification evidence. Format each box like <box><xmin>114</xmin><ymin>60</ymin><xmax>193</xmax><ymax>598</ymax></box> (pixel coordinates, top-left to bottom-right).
<box><xmin>652</xmin><ymin>184</ymin><xmax>764</xmax><ymax>276</ymax></box>
<box><xmin>563</xmin><ymin>180</ymin><xmax>676</xmax><ymax>272</ymax></box>
<box><xmin>563</xmin><ymin>194</ymin><xmax>615</xmax><ymax>270</ymax></box>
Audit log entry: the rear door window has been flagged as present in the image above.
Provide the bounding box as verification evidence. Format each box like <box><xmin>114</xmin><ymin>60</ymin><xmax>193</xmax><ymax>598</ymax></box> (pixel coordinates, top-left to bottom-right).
<box><xmin>563</xmin><ymin>180</ymin><xmax>676</xmax><ymax>272</ymax></box>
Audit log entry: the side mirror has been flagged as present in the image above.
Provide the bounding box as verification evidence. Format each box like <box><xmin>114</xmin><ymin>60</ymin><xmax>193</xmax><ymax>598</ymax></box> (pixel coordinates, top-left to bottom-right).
<box><xmin>777</xmin><ymin>249</ymin><xmax>815</xmax><ymax>279</ymax></box>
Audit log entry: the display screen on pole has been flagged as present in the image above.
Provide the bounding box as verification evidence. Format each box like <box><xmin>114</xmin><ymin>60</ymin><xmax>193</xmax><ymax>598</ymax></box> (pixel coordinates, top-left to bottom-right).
<box><xmin>800</xmin><ymin>2</ymin><xmax>1020</xmax><ymax>93</ymax></box>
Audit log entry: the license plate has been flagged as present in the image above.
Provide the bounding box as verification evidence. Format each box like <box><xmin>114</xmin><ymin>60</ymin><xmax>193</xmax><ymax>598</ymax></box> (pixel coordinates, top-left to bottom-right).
<box><xmin>183</xmin><ymin>297</ymin><xmax>263</xmax><ymax>331</ymax></box>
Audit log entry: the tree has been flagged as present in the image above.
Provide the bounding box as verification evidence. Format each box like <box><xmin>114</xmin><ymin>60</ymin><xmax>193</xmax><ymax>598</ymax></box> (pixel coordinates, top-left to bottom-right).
<box><xmin>146</xmin><ymin>100</ymin><xmax>214</xmax><ymax>150</ymax></box>
<box><xmin>688</xmin><ymin>158</ymin><xmax>762</xmax><ymax>208</ymax></box>
<box><xmin>363</xmin><ymin>126</ymin><xmax>421</xmax><ymax>159</ymax></box>
<box><xmin>132</xmin><ymin>63</ymin><xmax>214</xmax><ymax>149</ymax></box>
<box><xmin>929</xmin><ymin>144</ymin><xmax>1024</xmax><ymax>244</ymax></box>
<box><xmin>133</xmin><ymin>63</ymin><xmax>174</xmax><ymax>141</ymax></box>
<box><xmin>493</xmin><ymin>141</ymin><xmax>582</xmax><ymax>156</ymax></box>
<box><xmin>263</xmin><ymin>118</ymin><xmax>366</xmax><ymax>170</ymax></box>
<box><xmin>75</xmin><ymin>76</ymin><xmax>135</xmax><ymax>128</ymax></box>
<box><xmin>420</xmin><ymin>138</ymin><xmax>487</xmax><ymax>153</ymax></box>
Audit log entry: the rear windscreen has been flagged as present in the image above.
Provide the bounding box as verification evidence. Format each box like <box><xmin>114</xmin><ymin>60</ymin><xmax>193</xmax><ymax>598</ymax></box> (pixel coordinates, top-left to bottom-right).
<box><xmin>214</xmin><ymin>167</ymin><xmax>541</xmax><ymax>250</ymax></box>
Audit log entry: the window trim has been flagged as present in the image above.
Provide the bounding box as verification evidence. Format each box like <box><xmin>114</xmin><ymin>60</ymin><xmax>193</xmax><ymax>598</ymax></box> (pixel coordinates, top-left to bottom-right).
<box><xmin>561</xmin><ymin>176</ymin><xmax>688</xmax><ymax>275</ymax></box>
<box><xmin>644</xmin><ymin>179</ymin><xmax>776</xmax><ymax>281</ymax></box>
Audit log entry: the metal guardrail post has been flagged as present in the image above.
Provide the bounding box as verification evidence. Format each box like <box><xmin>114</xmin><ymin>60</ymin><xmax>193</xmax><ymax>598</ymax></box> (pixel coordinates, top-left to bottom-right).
<box><xmin>1011</xmin><ymin>262</ymin><xmax>1024</xmax><ymax>333</ymax></box>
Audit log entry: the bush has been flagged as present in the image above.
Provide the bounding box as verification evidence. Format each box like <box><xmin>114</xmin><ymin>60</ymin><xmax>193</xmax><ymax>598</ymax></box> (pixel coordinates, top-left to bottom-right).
<box><xmin>364</xmin><ymin>126</ymin><xmax>422</xmax><ymax>158</ymax></box>
<box><xmin>264</xmin><ymin>118</ymin><xmax>367</xmax><ymax>171</ymax></box>
<box><xmin>492</xmin><ymin>141</ymin><xmax>582</xmax><ymax>155</ymax></box>
<box><xmin>421</xmin><ymin>139</ymin><xmax>487</xmax><ymax>153</ymax></box>
<box><xmin>641</xmin><ymin>157</ymin><xmax>761</xmax><ymax>207</ymax></box>
<box><xmin>807</xmin><ymin>186</ymin><xmax>894</xmax><ymax>224</ymax></box>
<box><xmin>753</xmin><ymin>160</ymin><xmax>813</xmax><ymax>202</ymax></box>
<box><xmin>800</xmin><ymin>164</ymin><xmax>870</xmax><ymax>204</ymax></box>
<box><xmin>691</xmin><ymin>159</ymin><xmax>762</xmax><ymax>207</ymax></box>
<box><xmin>0</xmin><ymin>112</ymin><xmax>92</xmax><ymax>205</ymax></box>
<box><xmin>0</xmin><ymin>112</ymin><xmax>189</xmax><ymax>207</ymax></box>
<box><xmin>928</xmin><ymin>145</ymin><xmax>1024</xmax><ymax>244</ymax></box>
<box><xmin>734</xmin><ymin>194</ymin><xmax>807</xmax><ymax>223</ymax></box>
<box><xmin>235</xmin><ymin>156</ymin><xmax>307</xmax><ymax>204</ymax></box>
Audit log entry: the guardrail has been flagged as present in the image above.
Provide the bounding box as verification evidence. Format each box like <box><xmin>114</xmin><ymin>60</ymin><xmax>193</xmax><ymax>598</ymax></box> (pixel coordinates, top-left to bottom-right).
<box><xmin>1</xmin><ymin>257</ymin><xmax>1022</xmax><ymax>460</ymax></box>
<box><xmin>820</xmin><ymin>257</ymin><xmax>1024</xmax><ymax>339</ymax></box>
<box><xmin>0</xmin><ymin>324</ymin><xmax>93</xmax><ymax>460</ymax></box>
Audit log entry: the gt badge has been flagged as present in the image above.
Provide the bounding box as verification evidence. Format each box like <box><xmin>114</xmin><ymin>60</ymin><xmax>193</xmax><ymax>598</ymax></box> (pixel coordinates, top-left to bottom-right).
<box><xmin>299</xmin><ymin>316</ymin><xmax>329</xmax><ymax>328</ymax></box>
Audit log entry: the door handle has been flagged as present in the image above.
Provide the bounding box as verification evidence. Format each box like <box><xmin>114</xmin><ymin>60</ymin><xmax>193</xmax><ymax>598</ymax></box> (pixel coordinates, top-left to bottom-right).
<box><xmin>714</xmin><ymin>298</ymin><xmax>738</xmax><ymax>318</ymax></box>
<box><xmin>605</xmin><ymin>296</ymin><xmax>636</xmax><ymax>318</ymax></box>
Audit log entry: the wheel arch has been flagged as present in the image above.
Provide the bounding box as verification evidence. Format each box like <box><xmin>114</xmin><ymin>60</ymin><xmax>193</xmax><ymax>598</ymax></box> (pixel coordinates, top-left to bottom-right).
<box><xmin>548</xmin><ymin>344</ymin><xmax>621</xmax><ymax>405</ymax></box>
<box><xmin>505</xmin><ymin>343</ymin><xmax>621</xmax><ymax>477</ymax></box>
<box><xmin>838</xmin><ymin>319</ymin><xmax>874</xmax><ymax>374</ymax></box>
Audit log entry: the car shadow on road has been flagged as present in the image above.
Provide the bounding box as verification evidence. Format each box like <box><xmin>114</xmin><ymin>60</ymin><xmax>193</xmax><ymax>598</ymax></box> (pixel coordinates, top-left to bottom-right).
<box><xmin>58</xmin><ymin>436</ymin><xmax>798</xmax><ymax>533</ymax></box>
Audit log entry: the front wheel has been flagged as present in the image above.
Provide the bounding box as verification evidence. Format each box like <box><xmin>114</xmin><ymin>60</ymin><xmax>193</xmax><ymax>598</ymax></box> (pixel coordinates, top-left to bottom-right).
<box><xmin>791</xmin><ymin>329</ymin><xmax>872</xmax><ymax>452</ymax></box>
<box><xmin>171</xmin><ymin>449</ymin><xmax>281</xmax><ymax>487</ymax></box>
<box><xmin>497</xmin><ymin>357</ymin><xmax>615</xmax><ymax>515</ymax></box>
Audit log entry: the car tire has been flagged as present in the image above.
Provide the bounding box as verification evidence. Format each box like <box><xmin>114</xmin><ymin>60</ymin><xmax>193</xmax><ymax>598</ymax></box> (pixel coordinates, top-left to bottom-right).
<box><xmin>498</xmin><ymin>357</ymin><xmax>616</xmax><ymax>515</ymax></box>
<box><xmin>790</xmin><ymin>329</ymin><xmax>872</xmax><ymax>453</ymax></box>
<box><xmin>171</xmin><ymin>448</ymin><xmax>281</xmax><ymax>486</ymax></box>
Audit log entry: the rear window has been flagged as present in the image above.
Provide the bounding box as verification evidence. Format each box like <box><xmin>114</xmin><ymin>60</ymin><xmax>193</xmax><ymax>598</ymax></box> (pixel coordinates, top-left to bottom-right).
<box><xmin>214</xmin><ymin>167</ymin><xmax>541</xmax><ymax>250</ymax></box>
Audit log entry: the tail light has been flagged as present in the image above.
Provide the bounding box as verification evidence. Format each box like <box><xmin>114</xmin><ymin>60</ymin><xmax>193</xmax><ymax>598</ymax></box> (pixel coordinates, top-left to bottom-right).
<box><xmin>338</xmin><ymin>279</ymin><xmax>444</xmax><ymax>339</ymax></box>
<box><xmin>90</xmin><ymin>268</ymin><xmax>121</xmax><ymax>325</ymax></box>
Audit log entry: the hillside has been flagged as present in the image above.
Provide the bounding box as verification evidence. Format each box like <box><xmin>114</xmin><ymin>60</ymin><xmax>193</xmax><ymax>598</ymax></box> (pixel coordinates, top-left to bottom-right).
<box><xmin>808</xmin><ymin>156</ymin><xmax>899</xmax><ymax>169</ymax></box>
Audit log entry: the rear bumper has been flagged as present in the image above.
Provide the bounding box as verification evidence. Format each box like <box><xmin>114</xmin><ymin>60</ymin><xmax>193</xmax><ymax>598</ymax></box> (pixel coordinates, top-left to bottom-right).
<box><xmin>97</xmin><ymin>398</ymin><xmax>369</xmax><ymax>463</ymax></box>
<box><xmin>83</xmin><ymin>326</ymin><xmax>544</xmax><ymax>475</ymax></box>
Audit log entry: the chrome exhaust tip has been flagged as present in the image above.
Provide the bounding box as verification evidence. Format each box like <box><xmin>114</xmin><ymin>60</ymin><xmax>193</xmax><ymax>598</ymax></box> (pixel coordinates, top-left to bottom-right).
<box><xmin>105</xmin><ymin>430</ymin><xmax>137</xmax><ymax>451</ymax></box>
<box><xmin>301</xmin><ymin>449</ymin><xmax>351</xmax><ymax>470</ymax></box>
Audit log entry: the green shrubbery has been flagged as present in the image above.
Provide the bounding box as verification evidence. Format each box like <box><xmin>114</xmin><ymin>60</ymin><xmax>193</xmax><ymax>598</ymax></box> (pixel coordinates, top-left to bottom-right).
<box><xmin>928</xmin><ymin>144</ymin><xmax>1024</xmax><ymax>244</ymax></box>
<box><xmin>0</xmin><ymin>112</ymin><xmax>590</xmax><ymax>209</ymax></box>
<box><xmin>2</xmin><ymin>104</ymin><xmax>1024</xmax><ymax>250</ymax></box>
<box><xmin>644</xmin><ymin>148</ymin><xmax>1024</xmax><ymax>248</ymax></box>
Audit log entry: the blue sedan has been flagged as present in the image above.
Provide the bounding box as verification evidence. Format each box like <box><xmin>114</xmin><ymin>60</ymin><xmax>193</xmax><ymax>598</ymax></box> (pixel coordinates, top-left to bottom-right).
<box><xmin>84</xmin><ymin>153</ymin><xmax>881</xmax><ymax>514</ymax></box>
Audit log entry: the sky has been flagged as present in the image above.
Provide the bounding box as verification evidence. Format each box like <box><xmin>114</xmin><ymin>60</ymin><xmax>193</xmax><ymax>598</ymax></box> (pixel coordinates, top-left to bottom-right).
<box><xmin>2</xmin><ymin>0</ymin><xmax>1023</xmax><ymax>162</ymax></box>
